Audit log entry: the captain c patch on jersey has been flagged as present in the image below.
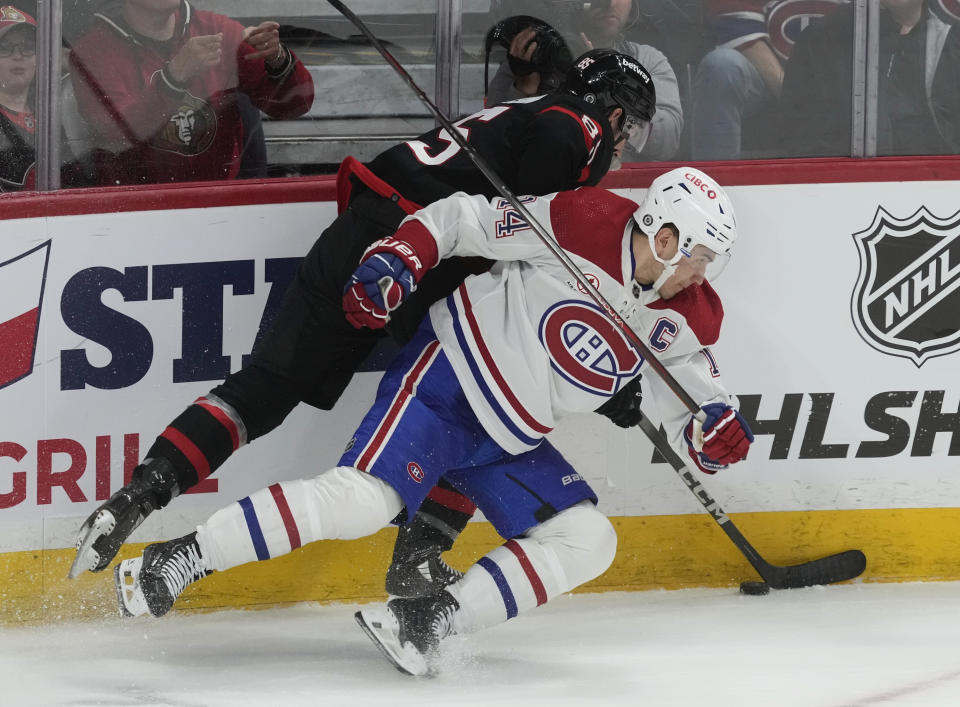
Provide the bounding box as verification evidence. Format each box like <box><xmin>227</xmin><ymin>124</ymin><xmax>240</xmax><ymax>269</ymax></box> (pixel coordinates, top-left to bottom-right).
<box><xmin>851</xmin><ymin>206</ymin><xmax>960</xmax><ymax>367</ymax></box>
<box><xmin>539</xmin><ymin>300</ymin><xmax>642</xmax><ymax>395</ymax></box>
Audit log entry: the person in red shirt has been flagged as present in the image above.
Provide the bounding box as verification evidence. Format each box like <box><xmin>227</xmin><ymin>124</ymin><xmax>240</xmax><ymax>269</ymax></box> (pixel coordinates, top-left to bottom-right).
<box><xmin>68</xmin><ymin>0</ymin><xmax>314</xmax><ymax>184</ymax></box>
<box><xmin>0</xmin><ymin>5</ymin><xmax>38</xmax><ymax>191</ymax></box>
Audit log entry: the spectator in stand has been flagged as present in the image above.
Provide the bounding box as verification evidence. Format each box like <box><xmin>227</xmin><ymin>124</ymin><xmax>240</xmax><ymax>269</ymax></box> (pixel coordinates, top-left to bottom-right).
<box><xmin>691</xmin><ymin>0</ymin><xmax>844</xmax><ymax>160</ymax></box>
<box><xmin>68</xmin><ymin>0</ymin><xmax>314</xmax><ymax>185</ymax></box>
<box><xmin>0</xmin><ymin>5</ymin><xmax>37</xmax><ymax>191</ymax></box>
<box><xmin>780</xmin><ymin>0</ymin><xmax>960</xmax><ymax>156</ymax></box>
<box><xmin>0</xmin><ymin>4</ymin><xmax>105</xmax><ymax>191</ymax></box>
<box><xmin>485</xmin><ymin>0</ymin><xmax>682</xmax><ymax>161</ymax></box>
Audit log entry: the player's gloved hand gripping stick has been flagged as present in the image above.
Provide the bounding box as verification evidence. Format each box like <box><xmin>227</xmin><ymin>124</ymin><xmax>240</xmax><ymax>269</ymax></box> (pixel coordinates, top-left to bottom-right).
<box><xmin>327</xmin><ymin>0</ymin><xmax>866</xmax><ymax>590</ymax></box>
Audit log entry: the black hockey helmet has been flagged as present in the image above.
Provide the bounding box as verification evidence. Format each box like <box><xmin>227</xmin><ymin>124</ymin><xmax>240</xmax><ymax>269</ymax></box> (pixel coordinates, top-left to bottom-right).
<box><xmin>560</xmin><ymin>49</ymin><xmax>656</xmax><ymax>138</ymax></box>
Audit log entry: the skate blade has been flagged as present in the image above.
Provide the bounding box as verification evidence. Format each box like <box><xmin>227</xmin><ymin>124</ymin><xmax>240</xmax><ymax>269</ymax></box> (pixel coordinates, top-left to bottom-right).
<box><xmin>67</xmin><ymin>509</ymin><xmax>116</xmax><ymax>579</ymax></box>
<box><xmin>114</xmin><ymin>556</ymin><xmax>150</xmax><ymax>617</ymax></box>
<box><xmin>355</xmin><ymin>609</ymin><xmax>430</xmax><ymax>677</ymax></box>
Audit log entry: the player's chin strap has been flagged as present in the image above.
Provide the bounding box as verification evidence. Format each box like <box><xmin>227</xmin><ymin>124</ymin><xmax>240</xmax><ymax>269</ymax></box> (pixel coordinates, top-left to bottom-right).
<box><xmin>651</xmin><ymin>263</ymin><xmax>676</xmax><ymax>293</ymax></box>
<box><xmin>649</xmin><ymin>236</ymin><xmax>681</xmax><ymax>293</ymax></box>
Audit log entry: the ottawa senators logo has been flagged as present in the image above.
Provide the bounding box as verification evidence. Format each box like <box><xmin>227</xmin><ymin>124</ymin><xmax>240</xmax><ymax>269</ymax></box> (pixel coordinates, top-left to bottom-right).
<box><xmin>155</xmin><ymin>93</ymin><xmax>217</xmax><ymax>156</ymax></box>
<box><xmin>539</xmin><ymin>300</ymin><xmax>642</xmax><ymax>395</ymax></box>
<box><xmin>851</xmin><ymin>206</ymin><xmax>960</xmax><ymax>367</ymax></box>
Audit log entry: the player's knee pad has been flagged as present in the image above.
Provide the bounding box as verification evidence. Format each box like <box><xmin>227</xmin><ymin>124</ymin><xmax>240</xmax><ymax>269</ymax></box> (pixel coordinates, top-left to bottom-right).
<box><xmin>197</xmin><ymin>467</ymin><xmax>403</xmax><ymax>572</ymax></box>
<box><xmin>305</xmin><ymin>466</ymin><xmax>404</xmax><ymax>540</ymax></box>
<box><xmin>447</xmin><ymin>501</ymin><xmax>616</xmax><ymax>634</ymax></box>
<box><xmin>524</xmin><ymin>500</ymin><xmax>618</xmax><ymax>589</ymax></box>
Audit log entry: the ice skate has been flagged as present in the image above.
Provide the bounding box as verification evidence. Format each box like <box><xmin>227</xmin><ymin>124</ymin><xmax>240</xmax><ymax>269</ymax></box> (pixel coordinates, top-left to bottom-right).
<box><xmin>384</xmin><ymin>548</ymin><xmax>463</xmax><ymax>598</ymax></box>
<box><xmin>114</xmin><ymin>531</ymin><xmax>211</xmax><ymax>618</ymax></box>
<box><xmin>69</xmin><ymin>458</ymin><xmax>180</xmax><ymax>578</ymax></box>
<box><xmin>355</xmin><ymin>591</ymin><xmax>458</xmax><ymax>676</ymax></box>
<box><xmin>384</xmin><ymin>523</ymin><xmax>463</xmax><ymax>598</ymax></box>
<box><xmin>115</xmin><ymin>555</ymin><xmax>150</xmax><ymax>617</ymax></box>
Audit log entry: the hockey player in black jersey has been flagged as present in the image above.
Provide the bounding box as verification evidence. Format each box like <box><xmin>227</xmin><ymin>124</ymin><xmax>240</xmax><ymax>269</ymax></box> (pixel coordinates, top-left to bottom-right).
<box><xmin>69</xmin><ymin>49</ymin><xmax>657</xmax><ymax>592</ymax></box>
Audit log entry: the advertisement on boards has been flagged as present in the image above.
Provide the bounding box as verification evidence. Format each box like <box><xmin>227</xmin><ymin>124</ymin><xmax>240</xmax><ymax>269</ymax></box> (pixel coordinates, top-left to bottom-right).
<box><xmin>0</xmin><ymin>180</ymin><xmax>958</xmax><ymax>555</ymax></box>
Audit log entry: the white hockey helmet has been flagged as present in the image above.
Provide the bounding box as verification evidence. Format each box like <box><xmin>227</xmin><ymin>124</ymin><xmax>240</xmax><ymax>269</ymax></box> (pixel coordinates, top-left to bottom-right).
<box><xmin>633</xmin><ymin>167</ymin><xmax>737</xmax><ymax>285</ymax></box>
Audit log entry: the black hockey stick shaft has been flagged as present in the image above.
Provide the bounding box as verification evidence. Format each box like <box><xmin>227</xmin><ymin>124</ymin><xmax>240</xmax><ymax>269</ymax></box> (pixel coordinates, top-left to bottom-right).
<box><xmin>326</xmin><ymin>0</ymin><xmax>703</xmax><ymax>421</ymax></box>
<box><xmin>635</xmin><ymin>414</ymin><xmax>866</xmax><ymax>588</ymax></box>
<box><xmin>328</xmin><ymin>0</ymin><xmax>866</xmax><ymax>589</ymax></box>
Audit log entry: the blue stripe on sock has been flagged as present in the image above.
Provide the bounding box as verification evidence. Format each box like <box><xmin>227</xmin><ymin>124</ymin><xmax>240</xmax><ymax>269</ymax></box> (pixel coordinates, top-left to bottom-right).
<box><xmin>238</xmin><ymin>496</ymin><xmax>270</xmax><ymax>561</ymax></box>
<box><xmin>477</xmin><ymin>556</ymin><xmax>517</xmax><ymax>619</ymax></box>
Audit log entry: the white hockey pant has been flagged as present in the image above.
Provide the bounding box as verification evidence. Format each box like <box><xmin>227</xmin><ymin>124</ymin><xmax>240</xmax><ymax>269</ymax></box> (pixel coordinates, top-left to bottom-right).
<box><xmin>447</xmin><ymin>500</ymin><xmax>617</xmax><ymax>635</ymax></box>
<box><xmin>196</xmin><ymin>466</ymin><xmax>404</xmax><ymax>572</ymax></box>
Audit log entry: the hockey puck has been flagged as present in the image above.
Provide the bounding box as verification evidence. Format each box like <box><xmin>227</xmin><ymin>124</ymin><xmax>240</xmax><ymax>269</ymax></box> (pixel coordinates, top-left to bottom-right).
<box><xmin>739</xmin><ymin>581</ymin><xmax>771</xmax><ymax>596</ymax></box>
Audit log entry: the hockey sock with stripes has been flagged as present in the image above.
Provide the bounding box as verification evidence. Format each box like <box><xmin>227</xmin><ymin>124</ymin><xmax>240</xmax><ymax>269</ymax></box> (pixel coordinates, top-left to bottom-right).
<box><xmin>142</xmin><ymin>394</ymin><xmax>248</xmax><ymax>500</ymax></box>
<box><xmin>445</xmin><ymin>501</ymin><xmax>617</xmax><ymax>634</ymax></box>
<box><xmin>398</xmin><ymin>477</ymin><xmax>477</xmax><ymax>554</ymax></box>
<box><xmin>197</xmin><ymin>467</ymin><xmax>404</xmax><ymax>572</ymax></box>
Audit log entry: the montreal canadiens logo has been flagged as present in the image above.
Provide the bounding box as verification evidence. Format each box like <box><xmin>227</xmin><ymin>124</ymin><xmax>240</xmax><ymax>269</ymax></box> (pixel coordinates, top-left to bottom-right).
<box><xmin>539</xmin><ymin>300</ymin><xmax>642</xmax><ymax>395</ymax></box>
<box><xmin>767</xmin><ymin>0</ymin><xmax>844</xmax><ymax>60</ymax></box>
<box><xmin>407</xmin><ymin>461</ymin><xmax>425</xmax><ymax>483</ymax></box>
<box><xmin>851</xmin><ymin>206</ymin><xmax>960</xmax><ymax>367</ymax></box>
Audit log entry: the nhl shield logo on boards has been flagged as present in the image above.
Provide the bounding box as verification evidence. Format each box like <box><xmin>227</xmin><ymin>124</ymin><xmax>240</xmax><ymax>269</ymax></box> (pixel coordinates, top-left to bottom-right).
<box><xmin>851</xmin><ymin>206</ymin><xmax>960</xmax><ymax>367</ymax></box>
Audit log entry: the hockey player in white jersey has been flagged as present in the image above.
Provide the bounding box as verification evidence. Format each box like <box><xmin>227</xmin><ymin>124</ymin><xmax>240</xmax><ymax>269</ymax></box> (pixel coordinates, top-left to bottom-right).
<box><xmin>112</xmin><ymin>167</ymin><xmax>754</xmax><ymax>676</ymax></box>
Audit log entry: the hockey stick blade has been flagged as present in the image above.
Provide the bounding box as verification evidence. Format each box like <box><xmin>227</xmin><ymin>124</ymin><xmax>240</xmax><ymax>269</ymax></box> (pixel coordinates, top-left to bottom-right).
<box><xmin>636</xmin><ymin>414</ymin><xmax>866</xmax><ymax>589</ymax></box>
<box><xmin>760</xmin><ymin>549</ymin><xmax>866</xmax><ymax>590</ymax></box>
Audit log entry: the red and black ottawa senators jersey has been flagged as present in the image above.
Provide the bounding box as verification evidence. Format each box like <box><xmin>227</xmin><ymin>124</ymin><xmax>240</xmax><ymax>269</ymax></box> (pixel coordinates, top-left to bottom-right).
<box><xmin>365</xmin><ymin>92</ymin><xmax>616</xmax><ymax>208</ymax></box>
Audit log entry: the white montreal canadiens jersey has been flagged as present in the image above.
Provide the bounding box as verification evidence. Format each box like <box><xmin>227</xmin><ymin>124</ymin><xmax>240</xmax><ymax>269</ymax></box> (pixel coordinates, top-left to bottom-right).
<box><xmin>415</xmin><ymin>187</ymin><xmax>737</xmax><ymax>455</ymax></box>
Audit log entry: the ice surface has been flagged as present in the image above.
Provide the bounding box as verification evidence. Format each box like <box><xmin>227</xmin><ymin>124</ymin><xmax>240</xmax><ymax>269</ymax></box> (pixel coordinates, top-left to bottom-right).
<box><xmin>2</xmin><ymin>582</ymin><xmax>958</xmax><ymax>706</ymax></box>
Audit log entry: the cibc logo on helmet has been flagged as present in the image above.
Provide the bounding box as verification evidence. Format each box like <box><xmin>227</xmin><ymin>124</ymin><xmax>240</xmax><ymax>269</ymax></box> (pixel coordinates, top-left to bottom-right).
<box><xmin>851</xmin><ymin>206</ymin><xmax>960</xmax><ymax>367</ymax></box>
<box><xmin>684</xmin><ymin>172</ymin><xmax>717</xmax><ymax>199</ymax></box>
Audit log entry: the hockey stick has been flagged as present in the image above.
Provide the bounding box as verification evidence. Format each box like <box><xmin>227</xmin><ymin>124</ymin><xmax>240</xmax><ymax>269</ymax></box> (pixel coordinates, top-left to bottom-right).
<box><xmin>636</xmin><ymin>414</ymin><xmax>865</xmax><ymax>588</ymax></box>
<box><xmin>328</xmin><ymin>0</ymin><xmax>866</xmax><ymax>588</ymax></box>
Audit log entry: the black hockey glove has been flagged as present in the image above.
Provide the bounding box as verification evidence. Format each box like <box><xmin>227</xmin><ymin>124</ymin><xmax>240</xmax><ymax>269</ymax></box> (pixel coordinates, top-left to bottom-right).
<box><xmin>595</xmin><ymin>375</ymin><xmax>644</xmax><ymax>428</ymax></box>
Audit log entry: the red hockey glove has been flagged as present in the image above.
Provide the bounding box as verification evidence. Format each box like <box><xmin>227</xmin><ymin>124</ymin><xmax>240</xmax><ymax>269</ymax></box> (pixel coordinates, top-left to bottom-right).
<box><xmin>683</xmin><ymin>402</ymin><xmax>754</xmax><ymax>474</ymax></box>
<box><xmin>343</xmin><ymin>220</ymin><xmax>439</xmax><ymax>329</ymax></box>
